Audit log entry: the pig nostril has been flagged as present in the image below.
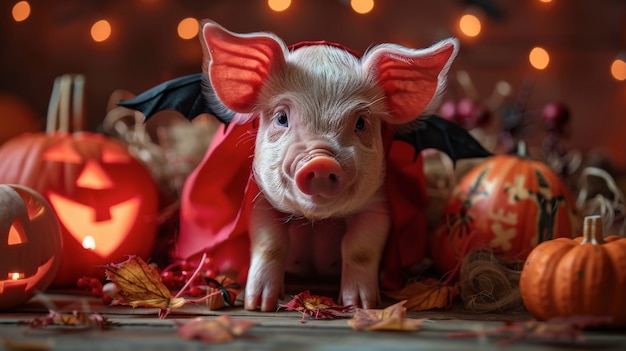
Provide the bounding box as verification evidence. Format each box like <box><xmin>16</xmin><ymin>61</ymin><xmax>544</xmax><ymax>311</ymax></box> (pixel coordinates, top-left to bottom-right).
<box><xmin>295</xmin><ymin>156</ymin><xmax>345</xmax><ymax>197</ymax></box>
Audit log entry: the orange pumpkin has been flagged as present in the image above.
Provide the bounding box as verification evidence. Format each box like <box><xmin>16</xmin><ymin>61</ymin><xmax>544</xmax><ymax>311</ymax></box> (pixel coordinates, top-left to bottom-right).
<box><xmin>0</xmin><ymin>132</ymin><xmax>159</xmax><ymax>287</ymax></box>
<box><xmin>0</xmin><ymin>184</ymin><xmax>62</xmax><ymax>309</ymax></box>
<box><xmin>519</xmin><ymin>215</ymin><xmax>626</xmax><ymax>327</ymax></box>
<box><xmin>430</xmin><ymin>150</ymin><xmax>580</xmax><ymax>275</ymax></box>
<box><xmin>0</xmin><ymin>75</ymin><xmax>159</xmax><ymax>287</ymax></box>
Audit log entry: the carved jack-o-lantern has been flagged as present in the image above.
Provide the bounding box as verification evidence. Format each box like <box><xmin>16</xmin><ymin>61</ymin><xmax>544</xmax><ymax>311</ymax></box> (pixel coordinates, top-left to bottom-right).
<box><xmin>0</xmin><ymin>184</ymin><xmax>62</xmax><ymax>309</ymax></box>
<box><xmin>0</xmin><ymin>132</ymin><xmax>159</xmax><ymax>287</ymax></box>
<box><xmin>430</xmin><ymin>152</ymin><xmax>581</xmax><ymax>275</ymax></box>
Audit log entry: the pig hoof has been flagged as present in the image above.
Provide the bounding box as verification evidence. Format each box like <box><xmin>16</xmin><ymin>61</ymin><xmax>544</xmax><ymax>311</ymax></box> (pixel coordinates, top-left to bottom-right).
<box><xmin>244</xmin><ymin>294</ymin><xmax>278</xmax><ymax>312</ymax></box>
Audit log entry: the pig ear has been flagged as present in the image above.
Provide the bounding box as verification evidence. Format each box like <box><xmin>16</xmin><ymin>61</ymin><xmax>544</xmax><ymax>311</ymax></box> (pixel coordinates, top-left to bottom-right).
<box><xmin>362</xmin><ymin>39</ymin><xmax>459</xmax><ymax>124</ymax></box>
<box><xmin>200</xmin><ymin>21</ymin><xmax>288</xmax><ymax>113</ymax></box>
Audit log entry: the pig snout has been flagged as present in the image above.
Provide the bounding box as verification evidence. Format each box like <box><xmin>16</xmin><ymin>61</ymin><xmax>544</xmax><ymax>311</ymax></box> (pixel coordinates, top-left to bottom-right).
<box><xmin>294</xmin><ymin>155</ymin><xmax>345</xmax><ymax>198</ymax></box>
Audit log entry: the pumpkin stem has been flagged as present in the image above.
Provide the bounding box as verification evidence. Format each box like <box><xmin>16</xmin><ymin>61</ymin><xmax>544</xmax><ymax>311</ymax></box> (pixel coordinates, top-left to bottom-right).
<box><xmin>581</xmin><ymin>215</ymin><xmax>604</xmax><ymax>245</ymax></box>
<box><xmin>46</xmin><ymin>74</ymin><xmax>85</xmax><ymax>134</ymax></box>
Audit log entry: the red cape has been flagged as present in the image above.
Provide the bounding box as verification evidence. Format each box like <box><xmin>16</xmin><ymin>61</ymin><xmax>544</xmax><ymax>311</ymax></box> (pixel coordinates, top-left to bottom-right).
<box><xmin>174</xmin><ymin>120</ymin><xmax>429</xmax><ymax>290</ymax></box>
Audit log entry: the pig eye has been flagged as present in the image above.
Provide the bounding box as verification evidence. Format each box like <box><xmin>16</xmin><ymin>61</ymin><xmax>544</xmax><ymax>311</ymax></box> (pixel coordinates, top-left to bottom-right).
<box><xmin>355</xmin><ymin>116</ymin><xmax>367</xmax><ymax>132</ymax></box>
<box><xmin>275</xmin><ymin>111</ymin><xmax>289</xmax><ymax>127</ymax></box>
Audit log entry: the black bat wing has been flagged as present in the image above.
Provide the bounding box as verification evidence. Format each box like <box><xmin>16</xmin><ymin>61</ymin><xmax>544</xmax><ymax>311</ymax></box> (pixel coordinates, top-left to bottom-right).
<box><xmin>395</xmin><ymin>115</ymin><xmax>492</xmax><ymax>164</ymax></box>
<box><xmin>118</xmin><ymin>73</ymin><xmax>230</xmax><ymax>123</ymax></box>
<box><xmin>119</xmin><ymin>75</ymin><xmax>491</xmax><ymax>164</ymax></box>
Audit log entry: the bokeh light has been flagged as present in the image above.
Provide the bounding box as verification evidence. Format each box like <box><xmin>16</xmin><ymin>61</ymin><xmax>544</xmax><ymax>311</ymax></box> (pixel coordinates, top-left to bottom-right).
<box><xmin>90</xmin><ymin>20</ymin><xmax>112</xmax><ymax>43</ymax></box>
<box><xmin>12</xmin><ymin>1</ymin><xmax>31</xmax><ymax>22</ymax></box>
<box><xmin>529</xmin><ymin>46</ymin><xmax>550</xmax><ymax>70</ymax></box>
<box><xmin>268</xmin><ymin>0</ymin><xmax>291</xmax><ymax>12</ymax></box>
<box><xmin>459</xmin><ymin>13</ymin><xmax>481</xmax><ymax>37</ymax></box>
<box><xmin>177</xmin><ymin>17</ymin><xmax>199</xmax><ymax>40</ymax></box>
<box><xmin>351</xmin><ymin>0</ymin><xmax>374</xmax><ymax>14</ymax></box>
<box><xmin>611</xmin><ymin>58</ymin><xmax>626</xmax><ymax>81</ymax></box>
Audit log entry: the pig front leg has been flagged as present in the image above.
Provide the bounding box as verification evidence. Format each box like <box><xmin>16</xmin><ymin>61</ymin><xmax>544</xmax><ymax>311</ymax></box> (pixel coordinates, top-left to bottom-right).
<box><xmin>245</xmin><ymin>195</ymin><xmax>289</xmax><ymax>311</ymax></box>
<box><xmin>340</xmin><ymin>200</ymin><xmax>391</xmax><ymax>309</ymax></box>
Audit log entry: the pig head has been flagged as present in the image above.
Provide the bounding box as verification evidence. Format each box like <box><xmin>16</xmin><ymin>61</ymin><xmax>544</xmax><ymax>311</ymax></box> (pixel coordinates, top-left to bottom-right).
<box><xmin>177</xmin><ymin>20</ymin><xmax>458</xmax><ymax>311</ymax></box>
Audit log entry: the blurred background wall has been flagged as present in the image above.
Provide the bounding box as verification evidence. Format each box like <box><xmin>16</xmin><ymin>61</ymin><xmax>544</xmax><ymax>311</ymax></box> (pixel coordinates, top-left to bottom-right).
<box><xmin>1</xmin><ymin>0</ymin><xmax>625</xmax><ymax>170</ymax></box>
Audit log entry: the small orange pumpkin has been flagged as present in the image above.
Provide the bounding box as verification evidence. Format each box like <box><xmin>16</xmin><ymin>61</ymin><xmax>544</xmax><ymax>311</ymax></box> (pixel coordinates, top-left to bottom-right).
<box><xmin>0</xmin><ymin>184</ymin><xmax>62</xmax><ymax>309</ymax></box>
<box><xmin>519</xmin><ymin>215</ymin><xmax>626</xmax><ymax>327</ymax></box>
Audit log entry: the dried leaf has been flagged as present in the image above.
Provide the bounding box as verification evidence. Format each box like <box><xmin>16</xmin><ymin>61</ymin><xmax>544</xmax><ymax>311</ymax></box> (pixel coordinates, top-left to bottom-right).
<box><xmin>104</xmin><ymin>255</ymin><xmax>187</xmax><ymax>318</ymax></box>
<box><xmin>19</xmin><ymin>310</ymin><xmax>116</xmax><ymax>330</ymax></box>
<box><xmin>278</xmin><ymin>290</ymin><xmax>354</xmax><ymax>321</ymax></box>
<box><xmin>205</xmin><ymin>275</ymin><xmax>243</xmax><ymax>310</ymax></box>
<box><xmin>177</xmin><ymin>315</ymin><xmax>255</xmax><ymax>343</ymax></box>
<box><xmin>448</xmin><ymin>315</ymin><xmax>613</xmax><ymax>347</ymax></box>
<box><xmin>2</xmin><ymin>337</ymin><xmax>54</xmax><ymax>350</ymax></box>
<box><xmin>348</xmin><ymin>300</ymin><xmax>426</xmax><ymax>331</ymax></box>
<box><xmin>385</xmin><ymin>278</ymin><xmax>460</xmax><ymax>311</ymax></box>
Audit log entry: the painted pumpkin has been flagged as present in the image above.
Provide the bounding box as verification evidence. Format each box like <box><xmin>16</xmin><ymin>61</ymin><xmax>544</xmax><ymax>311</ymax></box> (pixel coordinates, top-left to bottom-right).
<box><xmin>0</xmin><ymin>132</ymin><xmax>159</xmax><ymax>287</ymax></box>
<box><xmin>519</xmin><ymin>215</ymin><xmax>626</xmax><ymax>327</ymax></box>
<box><xmin>430</xmin><ymin>151</ymin><xmax>580</xmax><ymax>275</ymax></box>
<box><xmin>0</xmin><ymin>184</ymin><xmax>62</xmax><ymax>309</ymax></box>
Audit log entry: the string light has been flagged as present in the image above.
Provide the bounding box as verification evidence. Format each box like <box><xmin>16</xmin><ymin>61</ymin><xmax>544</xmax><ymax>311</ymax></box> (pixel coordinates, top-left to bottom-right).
<box><xmin>177</xmin><ymin>17</ymin><xmax>199</xmax><ymax>40</ymax></box>
<box><xmin>351</xmin><ymin>0</ymin><xmax>374</xmax><ymax>14</ymax></box>
<box><xmin>90</xmin><ymin>20</ymin><xmax>111</xmax><ymax>43</ymax></box>
<box><xmin>611</xmin><ymin>56</ymin><xmax>626</xmax><ymax>81</ymax></box>
<box><xmin>11</xmin><ymin>1</ymin><xmax>31</xmax><ymax>22</ymax></box>
<box><xmin>458</xmin><ymin>13</ymin><xmax>482</xmax><ymax>37</ymax></box>
<box><xmin>529</xmin><ymin>46</ymin><xmax>550</xmax><ymax>70</ymax></box>
<box><xmin>268</xmin><ymin>0</ymin><xmax>291</xmax><ymax>12</ymax></box>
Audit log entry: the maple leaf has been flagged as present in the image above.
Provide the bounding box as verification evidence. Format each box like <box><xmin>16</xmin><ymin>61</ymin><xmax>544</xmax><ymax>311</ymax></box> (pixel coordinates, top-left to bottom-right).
<box><xmin>278</xmin><ymin>290</ymin><xmax>355</xmax><ymax>321</ymax></box>
<box><xmin>19</xmin><ymin>309</ymin><xmax>117</xmax><ymax>329</ymax></box>
<box><xmin>104</xmin><ymin>256</ymin><xmax>189</xmax><ymax>318</ymax></box>
<box><xmin>348</xmin><ymin>300</ymin><xmax>426</xmax><ymax>331</ymax></box>
<box><xmin>104</xmin><ymin>255</ymin><xmax>227</xmax><ymax>318</ymax></box>
<box><xmin>384</xmin><ymin>278</ymin><xmax>460</xmax><ymax>311</ymax></box>
<box><xmin>177</xmin><ymin>315</ymin><xmax>256</xmax><ymax>343</ymax></box>
<box><xmin>448</xmin><ymin>315</ymin><xmax>613</xmax><ymax>347</ymax></box>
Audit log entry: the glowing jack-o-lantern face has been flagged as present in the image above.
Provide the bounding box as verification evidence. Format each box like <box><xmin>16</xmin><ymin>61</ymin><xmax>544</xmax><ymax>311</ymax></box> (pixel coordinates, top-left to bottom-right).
<box><xmin>43</xmin><ymin>143</ymin><xmax>143</xmax><ymax>258</ymax></box>
<box><xmin>0</xmin><ymin>132</ymin><xmax>159</xmax><ymax>287</ymax></box>
<box><xmin>0</xmin><ymin>184</ymin><xmax>62</xmax><ymax>310</ymax></box>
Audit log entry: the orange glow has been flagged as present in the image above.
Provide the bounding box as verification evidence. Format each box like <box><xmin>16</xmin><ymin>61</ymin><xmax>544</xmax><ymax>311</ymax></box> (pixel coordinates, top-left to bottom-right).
<box><xmin>610</xmin><ymin>58</ymin><xmax>626</xmax><ymax>81</ymax></box>
<box><xmin>177</xmin><ymin>17</ymin><xmax>199</xmax><ymax>40</ymax></box>
<box><xmin>76</xmin><ymin>160</ymin><xmax>114</xmax><ymax>189</ymax></box>
<box><xmin>91</xmin><ymin>20</ymin><xmax>111</xmax><ymax>43</ymax></box>
<box><xmin>102</xmin><ymin>146</ymin><xmax>131</xmax><ymax>163</ymax></box>
<box><xmin>268</xmin><ymin>0</ymin><xmax>291</xmax><ymax>12</ymax></box>
<box><xmin>8</xmin><ymin>220</ymin><xmax>26</xmax><ymax>245</ymax></box>
<box><xmin>529</xmin><ymin>47</ymin><xmax>550</xmax><ymax>70</ymax></box>
<box><xmin>459</xmin><ymin>13</ymin><xmax>481</xmax><ymax>37</ymax></box>
<box><xmin>48</xmin><ymin>192</ymin><xmax>141</xmax><ymax>257</ymax></box>
<box><xmin>82</xmin><ymin>236</ymin><xmax>96</xmax><ymax>250</ymax></box>
<box><xmin>11</xmin><ymin>1</ymin><xmax>30</xmax><ymax>22</ymax></box>
<box><xmin>538</xmin><ymin>0</ymin><xmax>552</xmax><ymax>3</ymax></box>
<box><xmin>351</xmin><ymin>0</ymin><xmax>374</xmax><ymax>14</ymax></box>
<box><xmin>8</xmin><ymin>272</ymin><xmax>24</xmax><ymax>280</ymax></box>
<box><xmin>43</xmin><ymin>144</ymin><xmax>82</xmax><ymax>163</ymax></box>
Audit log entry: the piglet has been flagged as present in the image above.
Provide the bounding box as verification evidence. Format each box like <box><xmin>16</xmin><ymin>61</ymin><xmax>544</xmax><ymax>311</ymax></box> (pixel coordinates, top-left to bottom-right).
<box><xmin>199</xmin><ymin>20</ymin><xmax>458</xmax><ymax>311</ymax></box>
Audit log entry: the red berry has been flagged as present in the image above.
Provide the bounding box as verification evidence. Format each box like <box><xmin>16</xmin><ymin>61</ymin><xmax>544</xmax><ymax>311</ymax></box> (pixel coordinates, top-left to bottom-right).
<box><xmin>77</xmin><ymin>277</ymin><xmax>88</xmax><ymax>288</ymax></box>
<box><xmin>90</xmin><ymin>278</ymin><xmax>102</xmax><ymax>289</ymax></box>
<box><xmin>101</xmin><ymin>295</ymin><xmax>113</xmax><ymax>305</ymax></box>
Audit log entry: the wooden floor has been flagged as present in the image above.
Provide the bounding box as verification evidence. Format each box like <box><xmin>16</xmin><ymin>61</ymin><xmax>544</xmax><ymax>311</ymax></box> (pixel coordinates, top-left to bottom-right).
<box><xmin>1</xmin><ymin>290</ymin><xmax>625</xmax><ymax>351</ymax></box>
<box><xmin>0</xmin><ymin>288</ymin><xmax>626</xmax><ymax>351</ymax></box>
